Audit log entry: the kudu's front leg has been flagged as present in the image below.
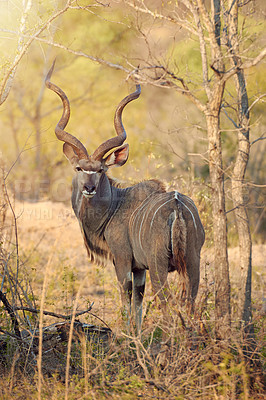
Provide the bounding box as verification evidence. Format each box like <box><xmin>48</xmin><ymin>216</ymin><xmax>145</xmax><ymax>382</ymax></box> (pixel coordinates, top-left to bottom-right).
<box><xmin>114</xmin><ymin>258</ymin><xmax>133</xmax><ymax>329</ymax></box>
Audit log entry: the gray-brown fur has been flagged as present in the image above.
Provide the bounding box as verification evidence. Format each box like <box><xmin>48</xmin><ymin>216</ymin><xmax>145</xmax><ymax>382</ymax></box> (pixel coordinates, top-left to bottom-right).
<box><xmin>45</xmin><ymin>64</ymin><xmax>205</xmax><ymax>332</ymax></box>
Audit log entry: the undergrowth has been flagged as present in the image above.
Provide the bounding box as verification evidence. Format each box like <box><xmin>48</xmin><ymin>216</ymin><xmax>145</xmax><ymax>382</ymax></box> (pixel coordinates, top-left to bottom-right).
<box><xmin>0</xmin><ymin>243</ymin><xmax>265</xmax><ymax>400</ymax></box>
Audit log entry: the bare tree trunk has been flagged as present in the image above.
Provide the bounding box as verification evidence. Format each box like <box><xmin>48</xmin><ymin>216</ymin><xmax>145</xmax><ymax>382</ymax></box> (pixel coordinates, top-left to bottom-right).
<box><xmin>206</xmin><ymin>108</ymin><xmax>231</xmax><ymax>334</ymax></box>
<box><xmin>208</xmin><ymin>0</ymin><xmax>231</xmax><ymax>334</ymax></box>
<box><xmin>231</xmin><ymin>68</ymin><xmax>252</xmax><ymax>330</ymax></box>
<box><xmin>227</xmin><ymin>0</ymin><xmax>253</xmax><ymax>331</ymax></box>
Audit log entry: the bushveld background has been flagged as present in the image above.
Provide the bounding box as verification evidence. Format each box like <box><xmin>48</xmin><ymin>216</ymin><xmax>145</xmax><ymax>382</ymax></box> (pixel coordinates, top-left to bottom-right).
<box><xmin>0</xmin><ymin>1</ymin><xmax>265</xmax><ymax>399</ymax></box>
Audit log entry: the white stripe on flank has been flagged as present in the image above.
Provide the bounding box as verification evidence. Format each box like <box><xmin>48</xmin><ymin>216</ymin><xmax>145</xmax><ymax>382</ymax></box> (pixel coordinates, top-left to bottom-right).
<box><xmin>131</xmin><ymin>193</ymin><xmax>155</xmax><ymax>254</ymax></box>
<box><xmin>138</xmin><ymin>212</ymin><xmax>147</xmax><ymax>254</ymax></box>
<box><xmin>175</xmin><ymin>191</ymin><xmax>197</xmax><ymax>230</ymax></box>
<box><xmin>130</xmin><ymin>192</ymin><xmax>167</xmax><ymax>255</ymax></box>
<box><xmin>137</xmin><ymin>194</ymin><xmax>162</xmax><ymax>253</ymax></box>
<box><xmin>129</xmin><ymin>193</ymin><xmax>154</xmax><ymax>231</ymax></box>
<box><xmin>149</xmin><ymin>197</ymin><xmax>175</xmax><ymax>231</ymax></box>
<box><xmin>183</xmin><ymin>195</ymin><xmax>199</xmax><ymax>212</ymax></box>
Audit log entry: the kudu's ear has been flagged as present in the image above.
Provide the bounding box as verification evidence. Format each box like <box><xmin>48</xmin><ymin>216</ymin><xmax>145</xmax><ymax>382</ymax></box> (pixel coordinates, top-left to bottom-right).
<box><xmin>63</xmin><ymin>143</ymin><xmax>79</xmax><ymax>167</ymax></box>
<box><xmin>104</xmin><ymin>144</ymin><xmax>129</xmax><ymax>168</ymax></box>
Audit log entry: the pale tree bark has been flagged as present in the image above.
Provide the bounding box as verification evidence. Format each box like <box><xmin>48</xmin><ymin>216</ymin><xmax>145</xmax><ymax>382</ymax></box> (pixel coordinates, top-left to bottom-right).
<box><xmin>206</xmin><ymin>105</ymin><xmax>231</xmax><ymax>333</ymax></box>
<box><xmin>225</xmin><ymin>0</ymin><xmax>252</xmax><ymax>331</ymax></box>
<box><xmin>206</xmin><ymin>0</ymin><xmax>231</xmax><ymax>333</ymax></box>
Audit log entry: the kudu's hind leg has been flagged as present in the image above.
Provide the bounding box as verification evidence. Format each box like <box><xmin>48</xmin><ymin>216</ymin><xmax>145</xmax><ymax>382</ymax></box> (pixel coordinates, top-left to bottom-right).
<box><xmin>149</xmin><ymin>262</ymin><xmax>175</xmax><ymax>355</ymax></box>
<box><xmin>133</xmin><ymin>269</ymin><xmax>146</xmax><ymax>334</ymax></box>
<box><xmin>149</xmin><ymin>264</ymin><xmax>171</xmax><ymax>321</ymax></box>
<box><xmin>185</xmin><ymin>251</ymin><xmax>200</xmax><ymax>314</ymax></box>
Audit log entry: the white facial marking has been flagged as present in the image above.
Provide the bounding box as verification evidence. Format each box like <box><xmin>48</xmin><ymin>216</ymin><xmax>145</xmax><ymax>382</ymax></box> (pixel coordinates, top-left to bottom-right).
<box><xmin>83</xmin><ymin>170</ymin><xmax>97</xmax><ymax>175</ymax></box>
<box><xmin>82</xmin><ymin>190</ymin><xmax>96</xmax><ymax>198</ymax></box>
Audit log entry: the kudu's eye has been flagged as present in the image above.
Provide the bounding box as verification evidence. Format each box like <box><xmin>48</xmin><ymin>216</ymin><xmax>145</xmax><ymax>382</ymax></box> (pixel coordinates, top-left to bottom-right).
<box><xmin>76</xmin><ymin>166</ymin><xmax>82</xmax><ymax>172</ymax></box>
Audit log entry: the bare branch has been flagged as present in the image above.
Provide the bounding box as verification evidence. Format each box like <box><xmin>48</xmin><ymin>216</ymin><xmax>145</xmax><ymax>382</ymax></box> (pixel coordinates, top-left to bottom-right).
<box><xmin>248</xmin><ymin>94</ymin><xmax>266</xmax><ymax>112</ymax></box>
<box><xmin>185</xmin><ymin>0</ymin><xmax>211</xmax><ymax>99</ymax></box>
<box><xmin>2</xmin><ymin>30</ymin><xmax>207</xmax><ymax>112</ymax></box>
<box><xmin>0</xmin><ymin>0</ymin><xmax>33</xmax><ymax>105</ymax></box>
<box><xmin>221</xmin><ymin>105</ymin><xmax>239</xmax><ymax>128</ymax></box>
<box><xmin>125</xmin><ymin>0</ymin><xmax>199</xmax><ymax>36</ymax></box>
<box><xmin>0</xmin><ymin>290</ymin><xmax>22</xmax><ymax>340</ymax></box>
<box><xmin>133</xmin><ymin>65</ymin><xmax>207</xmax><ymax>112</ymax></box>
<box><xmin>196</xmin><ymin>0</ymin><xmax>223</xmax><ymax>61</ymax></box>
<box><xmin>6</xmin><ymin>33</ymin><xmax>131</xmax><ymax>74</ymax></box>
<box><xmin>0</xmin><ymin>0</ymin><xmax>75</xmax><ymax>105</ymax></box>
<box><xmin>14</xmin><ymin>305</ymin><xmax>94</xmax><ymax>320</ymax></box>
<box><xmin>251</xmin><ymin>135</ymin><xmax>266</xmax><ymax>146</ymax></box>
<box><xmin>223</xmin><ymin>47</ymin><xmax>266</xmax><ymax>82</ymax></box>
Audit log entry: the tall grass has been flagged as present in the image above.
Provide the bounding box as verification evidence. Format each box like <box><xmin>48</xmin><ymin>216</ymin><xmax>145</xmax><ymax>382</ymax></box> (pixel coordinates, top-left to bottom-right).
<box><xmin>1</xmin><ymin>274</ymin><xmax>264</xmax><ymax>399</ymax></box>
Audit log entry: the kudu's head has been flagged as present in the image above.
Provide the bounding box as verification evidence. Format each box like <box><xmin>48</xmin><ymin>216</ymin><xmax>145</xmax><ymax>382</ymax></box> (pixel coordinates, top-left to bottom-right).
<box><xmin>45</xmin><ymin>61</ymin><xmax>141</xmax><ymax>198</ymax></box>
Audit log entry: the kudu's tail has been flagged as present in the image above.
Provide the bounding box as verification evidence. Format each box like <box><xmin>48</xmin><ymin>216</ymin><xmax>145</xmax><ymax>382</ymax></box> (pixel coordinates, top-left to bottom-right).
<box><xmin>170</xmin><ymin>208</ymin><xmax>187</xmax><ymax>276</ymax></box>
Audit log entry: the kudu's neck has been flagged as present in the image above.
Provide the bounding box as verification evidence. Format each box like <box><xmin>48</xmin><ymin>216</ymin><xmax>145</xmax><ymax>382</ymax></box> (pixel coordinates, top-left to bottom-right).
<box><xmin>77</xmin><ymin>173</ymin><xmax>122</xmax><ymax>234</ymax></box>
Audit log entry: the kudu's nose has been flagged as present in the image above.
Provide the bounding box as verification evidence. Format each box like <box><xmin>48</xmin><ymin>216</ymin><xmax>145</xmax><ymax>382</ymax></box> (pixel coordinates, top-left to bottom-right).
<box><xmin>84</xmin><ymin>183</ymin><xmax>96</xmax><ymax>194</ymax></box>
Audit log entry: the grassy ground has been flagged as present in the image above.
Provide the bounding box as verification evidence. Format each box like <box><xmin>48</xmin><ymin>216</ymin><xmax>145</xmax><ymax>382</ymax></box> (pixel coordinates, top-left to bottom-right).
<box><xmin>0</xmin><ymin>200</ymin><xmax>265</xmax><ymax>399</ymax></box>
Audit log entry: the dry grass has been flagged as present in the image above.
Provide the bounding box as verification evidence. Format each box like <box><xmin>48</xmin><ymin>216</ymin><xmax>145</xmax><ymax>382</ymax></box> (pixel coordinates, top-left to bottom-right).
<box><xmin>0</xmin><ymin>197</ymin><xmax>265</xmax><ymax>399</ymax></box>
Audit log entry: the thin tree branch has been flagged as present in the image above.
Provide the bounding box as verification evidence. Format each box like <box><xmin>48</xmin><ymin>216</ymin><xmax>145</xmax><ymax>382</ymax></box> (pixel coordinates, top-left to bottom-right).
<box><xmin>14</xmin><ymin>305</ymin><xmax>94</xmax><ymax>320</ymax></box>
<box><xmin>0</xmin><ymin>0</ymin><xmax>75</xmax><ymax>105</ymax></box>
<box><xmin>187</xmin><ymin>0</ymin><xmax>211</xmax><ymax>100</ymax></box>
<box><xmin>125</xmin><ymin>0</ymin><xmax>199</xmax><ymax>37</ymax></box>
<box><xmin>196</xmin><ymin>0</ymin><xmax>222</xmax><ymax>59</ymax></box>
<box><xmin>0</xmin><ymin>290</ymin><xmax>22</xmax><ymax>340</ymax></box>
<box><xmin>248</xmin><ymin>94</ymin><xmax>266</xmax><ymax>112</ymax></box>
<box><xmin>8</xmin><ymin>33</ymin><xmax>131</xmax><ymax>74</ymax></box>
<box><xmin>0</xmin><ymin>0</ymin><xmax>33</xmax><ymax>105</ymax></box>
<box><xmin>222</xmin><ymin>47</ymin><xmax>266</xmax><ymax>82</ymax></box>
<box><xmin>251</xmin><ymin>136</ymin><xmax>266</xmax><ymax>146</ymax></box>
<box><xmin>222</xmin><ymin>105</ymin><xmax>239</xmax><ymax>128</ymax></box>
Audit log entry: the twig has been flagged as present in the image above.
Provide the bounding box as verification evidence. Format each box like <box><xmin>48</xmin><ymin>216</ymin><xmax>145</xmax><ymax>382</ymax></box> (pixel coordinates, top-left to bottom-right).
<box><xmin>0</xmin><ymin>327</ymin><xmax>21</xmax><ymax>340</ymax></box>
<box><xmin>0</xmin><ymin>0</ymin><xmax>75</xmax><ymax>105</ymax></box>
<box><xmin>0</xmin><ymin>290</ymin><xmax>22</xmax><ymax>340</ymax></box>
<box><xmin>82</xmin><ymin>311</ymin><xmax>111</xmax><ymax>330</ymax></box>
<box><xmin>177</xmin><ymin>310</ymin><xmax>187</xmax><ymax>330</ymax></box>
<box><xmin>14</xmin><ymin>305</ymin><xmax>94</xmax><ymax>320</ymax></box>
<box><xmin>37</xmin><ymin>245</ymin><xmax>55</xmax><ymax>400</ymax></box>
<box><xmin>65</xmin><ymin>280</ymin><xmax>86</xmax><ymax>400</ymax></box>
<box><xmin>251</xmin><ymin>136</ymin><xmax>266</xmax><ymax>146</ymax></box>
<box><xmin>2</xmin><ymin>180</ymin><xmax>19</xmax><ymax>294</ymax></box>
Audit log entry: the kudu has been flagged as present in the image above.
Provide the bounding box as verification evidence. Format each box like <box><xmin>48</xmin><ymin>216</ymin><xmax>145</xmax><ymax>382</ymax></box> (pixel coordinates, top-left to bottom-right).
<box><xmin>45</xmin><ymin>62</ymin><xmax>205</xmax><ymax>333</ymax></box>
